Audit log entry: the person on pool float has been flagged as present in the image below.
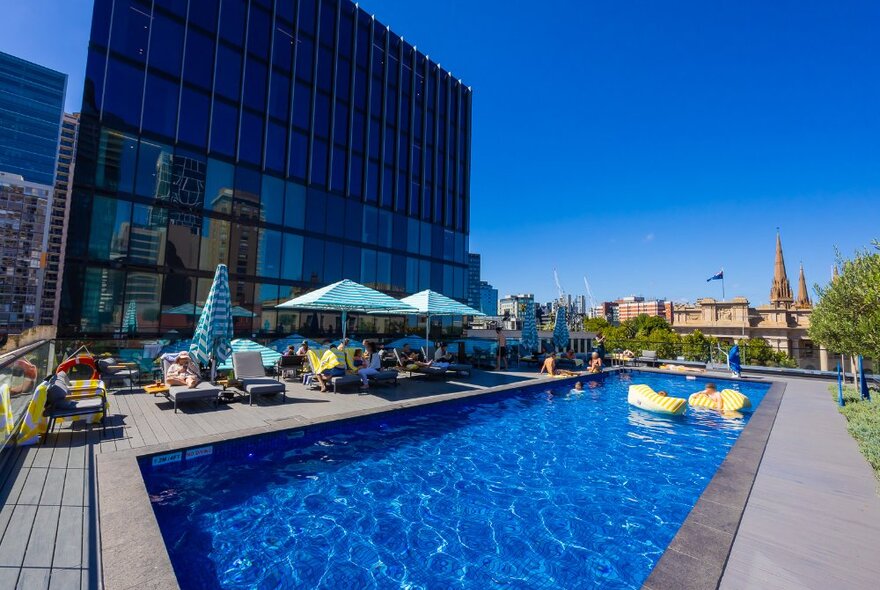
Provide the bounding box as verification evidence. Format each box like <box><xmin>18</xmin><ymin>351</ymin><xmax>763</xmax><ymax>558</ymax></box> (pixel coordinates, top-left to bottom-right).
<box><xmin>587</xmin><ymin>352</ymin><xmax>603</xmax><ymax>373</ymax></box>
<box><xmin>656</xmin><ymin>390</ymin><xmax>668</xmax><ymax>397</ymax></box>
<box><xmin>165</xmin><ymin>352</ymin><xmax>201</xmax><ymax>388</ymax></box>
<box><xmin>694</xmin><ymin>382</ymin><xmax>723</xmax><ymax>410</ymax></box>
<box><xmin>540</xmin><ymin>353</ymin><xmax>579</xmax><ymax>377</ymax></box>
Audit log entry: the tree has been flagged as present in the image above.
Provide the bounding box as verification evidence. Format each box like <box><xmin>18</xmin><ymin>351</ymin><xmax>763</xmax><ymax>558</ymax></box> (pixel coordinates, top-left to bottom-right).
<box><xmin>682</xmin><ymin>330</ymin><xmax>710</xmax><ymax>361</ymax></box>
<box><xmin>583</xmin><ymin>317</ymin><xmax>611</xmax><ymax>333</ymax></box>
<box><xmin>626</xmin><ymin>314</ymin><xmax>671</xmax><ymax>336</ymax></box>
<box><xmin>810</xmin><ymin>246</ymin><xmax>880</xmax><ymax>359</ymax></box>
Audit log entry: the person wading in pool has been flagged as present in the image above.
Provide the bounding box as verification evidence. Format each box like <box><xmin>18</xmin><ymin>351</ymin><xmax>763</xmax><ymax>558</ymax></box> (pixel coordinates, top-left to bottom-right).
<box><xmin>693</xmin><ymin>382</ymin><xmax>724</xmax><ymax>411</ymax></box>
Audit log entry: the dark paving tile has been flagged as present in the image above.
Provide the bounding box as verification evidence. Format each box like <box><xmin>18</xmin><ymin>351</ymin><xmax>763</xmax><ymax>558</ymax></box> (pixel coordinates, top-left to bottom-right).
<box><xmin>49</xmin><ymin>567</ymin><xmax>81</xmax><ymax>590</ymax></box>
<box><xmin>39</xmin><ymin>470</ymin><xmax>65</xmax><ymax>506</ymax></box>
<box><xmin>16</xmin><ymin>566</ymin><xmax>50</xmax><ymax>590</ymax></box>
<box><xmin>52</xmin><ymin>507</ymin><xmax>83</xmax><ymax>570</ymax></box>
<box><xmin>0</xmin><ymin>505</ymin><xmax>38</xmax><ymax>567</ymax></box>
<box><xmin>687</xmin><ymin>499</ymin><xmax>744</xmax><ymax>536</ymax></box>
<box><xmin>668</xmin><ymin>521</ymin><xmax>734</xmax><ymax>564</ymax></box>
<box><xmin>16</xmin><ymin>468</ymin><xmax>48</xmax><ymax>505</ymax></box>
<box><xmin>22</xmin><ymin>505</ymin><xmax>60</xmax><ymax>568</ymax></box>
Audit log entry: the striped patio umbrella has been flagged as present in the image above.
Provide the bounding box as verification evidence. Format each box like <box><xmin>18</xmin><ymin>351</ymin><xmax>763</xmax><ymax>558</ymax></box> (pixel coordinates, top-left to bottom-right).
<box><xmin>163</xmin><ymin>303</ymin><xmax>255</xmax><ymax>317</ymax></box>
<box><xmin>390</xmin><ymin>290</ymin><xmax>485</xmax><ymax>355</ymax></box>
<box><xmin>520</xmin><ymin>300</ymin><xmax>539</xmax><ymax>354</ymax></box>
<box><xmin>189</xmin><ymin>264</ymin><xmax>233</xmax><ymax>380</ymax></box>
<box><xmin>217</xmin><ymin>339</ymin><xmax>282</xmax><ymax>370</ymax></box>
<box><xmin>276</xmin><ymin>279</ymin><xmax>417</xmax><ymax>339</ymax></box>
<box><xmin>553</xmin><ymin>306</ymin><xmax>570</xmax><ymax>352</ymax></box>
<box><xmin>122</xmin><ymin>301</ymin><xmax>138</xmax><ymax>334</ymax></box>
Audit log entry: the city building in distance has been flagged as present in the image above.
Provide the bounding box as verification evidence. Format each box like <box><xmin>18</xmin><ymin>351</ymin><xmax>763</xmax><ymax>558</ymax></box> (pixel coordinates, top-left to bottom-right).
<box><xmin>673</xmin><ymin>233</ymin><xmax>824</xmax><ymax>369</ymax></box>
<box><xmin>0</xmin><ymin>173</ymin><xmax>52</xmax><ymax>332</ymax></box>
<box><xmin>60</xmin><ymin>0</ymin><xmax>472</xmax><ymax>338</ymax></box>
<box><xmin>0</xmin><ymin>51</ymin><xmax>67</xmax><ymax>186</ymax></box>
<box><xmin>478</xmin><ymin>280</ymin><xmax>498</xmax><ymax>316</ymax></box>
<box><xmin>41</xmin><ymin>113</ymin><xmax>81</xmax><ymax>326</ymax></box>
<box><xmin>467</xmin><ymin>252</ymin><xmax>481</xmax><ymax>310</ymax></box>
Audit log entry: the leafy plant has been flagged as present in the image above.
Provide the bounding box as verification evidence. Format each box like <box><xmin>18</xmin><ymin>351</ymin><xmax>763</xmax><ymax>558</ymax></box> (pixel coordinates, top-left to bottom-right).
<box><xmin>829</xmin><ymin>384</ymin><xmax>880</xmax><ymax>479</ymax></box>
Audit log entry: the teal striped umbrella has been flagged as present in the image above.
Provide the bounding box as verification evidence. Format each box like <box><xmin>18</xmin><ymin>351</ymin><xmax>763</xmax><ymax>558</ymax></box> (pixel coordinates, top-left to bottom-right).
<box><xmin>389</xmin><ymin>289</ymin><xmax>485</xmax><ymax>355</ymax></box>
<box><xmin>189</xmin><ymin>264</ymin><xmax>233</xmax><ymax>379</ymax></box>
<box><xmin>553</xmin><ymin>306</ymin><xmax>570</xmax><ymax>351</ymax></box>
<box><xmin>122</xmin><ymin>301</ymin><xmax>138</xmax><ymax>334</ymax></box>
<box><xmin>163</xmin><ymin>303</ymin><xmax>255</xmax><ymax>317</ymax></box>
<box><xmin>520</xmin><ymin>300</ymin><xmax>539</xmax><ymax>354</ymax></box>
<box><xmin>217</xmin><ymin>339</ymin><xmax>282</xmax><ymax>370</ymax></box>
<box><xmin>276</xmin><ymin>279</ymin><xmax>417</xmax><ymax>339</ymax></box>
<box><xmin>269</xmin><ymin>334</ymin><xmax>309</xmax><ymax>353</ymax></box>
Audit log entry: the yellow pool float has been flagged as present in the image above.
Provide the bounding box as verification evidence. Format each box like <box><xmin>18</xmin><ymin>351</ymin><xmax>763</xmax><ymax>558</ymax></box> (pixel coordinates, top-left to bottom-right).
<box><xmin>688</xmin><ymin>389</ymin><xmax>751</xmax><ymax>411</ymax></box>
<box><xmin>627</xmin><ymin>384</ymin><xmax>687</xmax><ymax>416</ymax></box>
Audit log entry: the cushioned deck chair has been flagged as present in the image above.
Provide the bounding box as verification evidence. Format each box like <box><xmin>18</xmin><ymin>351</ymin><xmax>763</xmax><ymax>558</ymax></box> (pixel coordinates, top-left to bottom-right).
<box><xmin>232</xmin><ymin>351</ymin><xmax>286</xmax><ymax>405</ymax></box>
<box><xmin>302</xmin><ymin>350</ymin><xmax>361</xmax><ymax>393</ymax></box>
<box><xmin>394</xmin><ymin>349</ymin><xmax>449</xmax><ymax>378</ymax></box>
<box><xmin>43</xmin><ymin>374</ymin><xmax>109</xmax><ymax>441</ymax></box>
<box><xmin>161</xmin><ymin>357</ymin><xmax>222</xmax><ymax>413</ymax></box>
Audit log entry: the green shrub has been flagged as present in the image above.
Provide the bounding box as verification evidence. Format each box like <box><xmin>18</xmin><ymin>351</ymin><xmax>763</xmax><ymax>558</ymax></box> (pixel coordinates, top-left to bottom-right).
<box><xmin>830</xmin><ymin>385</ymin><xmax>880</xmax><ymax>478</ymax></box>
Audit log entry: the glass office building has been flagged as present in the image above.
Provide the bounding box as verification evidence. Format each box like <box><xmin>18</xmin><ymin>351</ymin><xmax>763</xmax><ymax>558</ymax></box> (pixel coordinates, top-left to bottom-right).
<box><xmin>60</xmin><ymin>0</ymin><xmax>472</xmax><ymax>338</ymax></box>
<box><xmin>0</xmin><ymin>51</ymin><xmax>67</xmax><ymax>187</ymax></box>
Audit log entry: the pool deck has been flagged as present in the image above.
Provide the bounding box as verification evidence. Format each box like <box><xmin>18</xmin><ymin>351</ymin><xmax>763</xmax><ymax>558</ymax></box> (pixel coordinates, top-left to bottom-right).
<box><xmin>1</xmin><ymin>368</ymin><xmax>879</xmax><ymax>589</ymax></box>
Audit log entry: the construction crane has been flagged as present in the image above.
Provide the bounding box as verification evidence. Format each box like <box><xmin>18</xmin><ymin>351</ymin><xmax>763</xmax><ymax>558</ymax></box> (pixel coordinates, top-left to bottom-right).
<box><xmin>553</xmin><ymin>268</ymin><xmax>565</xmax><ymax>299</ymax></box>
<box><xmin>583</xmin><ymin>276</ymin><xmax>597</xmax><ymax>315</ymax></box>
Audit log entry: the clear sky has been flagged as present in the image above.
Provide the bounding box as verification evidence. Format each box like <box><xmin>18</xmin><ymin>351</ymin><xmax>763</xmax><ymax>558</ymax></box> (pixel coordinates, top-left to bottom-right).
<box><xmin>4</xmin><ymin>0</ymin><xmax>879</xmax><ymax>306</ymax></box>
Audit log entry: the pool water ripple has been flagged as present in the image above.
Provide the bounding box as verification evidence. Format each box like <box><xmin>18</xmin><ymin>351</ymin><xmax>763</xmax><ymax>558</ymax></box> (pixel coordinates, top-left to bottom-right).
<box><xmin>142</xmin><ymin>372</ymin><xmax>769</xmax><ymax>589</ymax></box>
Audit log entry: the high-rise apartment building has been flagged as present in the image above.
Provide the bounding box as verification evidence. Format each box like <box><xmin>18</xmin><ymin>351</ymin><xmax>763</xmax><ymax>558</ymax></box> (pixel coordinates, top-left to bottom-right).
<box><xmin>60</xmin><ymin>0</ymin><xmax>472</xmax><ymax>338</ymax></box>
<box><xmin>0</xmin><ymin>173</ymin><xmax>51</xmax><ymax>332</ymax></box>
<box><xmin>467</xmin><ymin>252</ymin><xmax>481</xmax><ymax>310</ymax></box>
<box><xmin>498</xmin><ymin>293</ymin><xmax>534</xmax><ymax>327</ymax></box>
<box><xmin>41</xmin><ymin>113</ymin><xmax>81</xmax><ymax>326</ymax></box>
<box><xmin>616</xmin><ymin>296</ymin><xmax>671</xmax><ymax>323</ymax></box>
<box><xmin>478</xmin><ymin>280</ymin><xmax>497</xmax><ymax>316</ymax></box>
<box><xmin>0</xmin><ymin>51</ymin><xmax>67</xmax><ymax>186</ymax></box>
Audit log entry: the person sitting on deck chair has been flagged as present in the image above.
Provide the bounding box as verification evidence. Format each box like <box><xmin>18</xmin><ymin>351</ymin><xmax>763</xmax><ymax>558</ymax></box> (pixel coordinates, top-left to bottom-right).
<box><xmin>540</xmin><ymin>352</ymin><xmax>579</xmax><ymax>377</ymax></box>
<box><xmin>434</xmin><ymin>342</ymin><xmax>453</xmax><ymax>363</ymax></box>
<box><xmin>358</xmin><ymin>342</ymin><xmax>383</xmax><ymax>388</ymax></box>
<box><xmin>295</xmin><ymin>341</ymin><xmax>309</xmax><ymax>356</ymax></box>
<box><xmin>165</xmin><ymin>352</ymin><xmax>201</xmax><ymax>388</ymax></box>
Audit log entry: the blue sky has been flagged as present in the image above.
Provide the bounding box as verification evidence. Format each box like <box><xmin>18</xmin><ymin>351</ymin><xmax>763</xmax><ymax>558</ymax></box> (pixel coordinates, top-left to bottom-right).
<box><xmin>4</xmin><ymin>0</ymin><xmax>879</xmax><ymax>306</ymax></box>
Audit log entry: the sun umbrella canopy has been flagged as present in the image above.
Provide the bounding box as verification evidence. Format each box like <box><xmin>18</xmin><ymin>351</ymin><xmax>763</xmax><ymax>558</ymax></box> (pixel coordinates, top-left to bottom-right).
<box><xmin>276</xmin><ymin>279</ymin><xmax>417</xmax><ymax>338</ymax></box>
<box><xmin>553</xmin><ymin>307</ymin><xmax>570</xmax><ymax>351</ymax></box>
<box><xmin>163</xmin><ymin>303</ymin><xmax>255</xmax><ymax>317</ymax></box>
<box><xmin>520</xmin><ymin>300</ymin><xmax>539</xmax><ymax>354</ymax></box>
<box><xmin>269</xmin><ymin>334</ymin><xmax>315</xmax><ymax>353</ymax></box>
<box><xmin>189</xmin><ymin>264</ymin><xmax>234</xmax><ymax>377</ymax></box>
<box><xmin>393</xmin><ymin>290</ymin><xmax>485</xmax><ymax>317</ymax></box>
<box><xmin>385</xmin><ymin>335</ymin><xmax>431</xmax><ymax>350</ymax></box>
<box><xmin>217</xmin><ymin>339</ymin><xmax>282</xmax><ymax>370</ymax></box>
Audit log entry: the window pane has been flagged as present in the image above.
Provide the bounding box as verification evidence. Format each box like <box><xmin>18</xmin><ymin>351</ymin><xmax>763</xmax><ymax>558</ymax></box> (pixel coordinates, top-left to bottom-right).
<box><xmin>161</xmin><ymin>268</ymin><xmax>196</xmax><ymax>333</ymax></box>
<box><xmin>330</xmin><ymin>146</ymin><xmax>346</xmax><ymax>193</ymax></box>
<box><xmin>269</xmin><ymin>71</ymin><xmax>291</xmax><ymax>120</ymax></box>
<box><xmin>88</xmin><ymin>196</ymin><xmax>131</xmax><ymax>261</ymax></box>
<box><xmin>344</xmin><ymin>199</ymin><xmax>362</xmax><ymax>242</ymax></box>
<box><xmin>247</xmin><ymin>6</ymin><xmax>271</xmax><ymax>59</ymax></box>
<box><xmin>362</xmin><ymin>205</ymin><xmax>377</xmax><ymax>245</ymax></box>
<box><xmin>96</xmin><ymin>129</ymin><xmax>138</xmax><ymax>194</ymax></box>
<box><xmin>178</xmin><ymin>88</ymin><xmax>210</xmax><ymax>148</ymax></box>
<box><xmin>142</xmin><ymin>73</ymin><xmax>179</xmax><ymax>138</ymax></box>
<box><xmin>376</xmin><ymin>252</ymin><xmax>391</xmax><ymax>291</ymax></box>
<box><xmin>215</xmin><ymin>45</ymin><xmax>242</xmax><ymax>100</ymax></box>
<box><xmin>298</xmin><ymin>0</ymin><xmax>317</xmax><ymax>36</ymax></box>
<box><xmin>324</xmin><ymin>241</ymin><xmax>343</xmax><ymax>283</ymax></box>
<box><xmin>273</xmin><ymin>23</ymin><xmax>294</xmax><ymax>73</ymax></box>
<box><xmin>305</xmin><ymin>188</ymin><xmax>327</xmax><ymax>233</ymax></box>
<box><xmin>129</xmin><ymin>204</ymin><xmax>168</xmax><ymax>265</ymax></box>
<box><xmin>80</xmin><ymin>268</ymin><xmax>124</xmax><ymax>332</ymax></box>
<box><xmin>219</xmin><ymin>0</ymin><xmax>246</xmax><ymax>45</ymax></box>
<box><xmin>292</xmin><ymin>81</ymin><xmax>312</xmax><ymax>129</ymax></box>
<box><xmin>314</xmin><ymin>93</ymin><xmax>330</xmax><ymax>138</ymax></box>
<box><xmin>210</xmin><ymin>100</ymin><xmax>238</xmax><ymax>157</ymax></box>
<box><xmin>109</xmin><ymin>1</ymin><xmax>151</xmax><ymax>64</ymax></box>
<box><xmin>343</xmin><ymin>245</ymin><xmax>360</xmax><ymax>281</ymax></box>
<box><xmin>302</xmin><ymin>237</ymin><xmax>324</xmax><ymax>283</ymax></box>
<box><xmin>377</xmin><ymin>209</ymin><xmax>392</xmax><ymax>248</ymax></box>
<box><xmin>233</xmin><ymin>165</ymin><xmax>261</xmax><ymax>221</ymax></box>
<box><xmin>284</xmin><ymin>181</ymin><xmax>306</xmax><ymax>228</ymax></box>
<box><xmin>148</xmin><ymin>16</ymin><xmax>183</xmax><ymax>76</ymax></box>
<box><xmin>311</xmin><ymin>139</ymin><xmax>328</xmax><ymax>186</ymax></box>
<box><xmin>102</xmin><ymin>58</ymin><xmax>144</xmax><ymax>128</ymax></box>
<box><xmin>124</xmin><ymin>272</ymin><xmax>163</xmax><ymax>332</ymax></box>
<box><xmin>166</xmin><ymin>208</ymin><xmax>201</xmax><ymax>270</ymax></box>
<box><xmin>243</xmin><ymin>58</ymin><xmax>268</xmax><ymax>111</ymax></box>
<box><xmin>135</xmin><ymin>139</ymin><xmax>173</xmax><ymax>200</ymax></box>
<box><xmin>183</xmin><ymin>28</ymin><xmax>214</xmax><ymax>90</ymax></box>
<box><xmin>288</xmin><ymin>130</ymin><xmax>308</xmax><ymax>179</ymax></box>
<box><xmin>295</xmin><ymin>36</ymin><xmax>314</xmax><ymax>82</ymax></box>
<box><xmin>199</xmin><ymin>217</ymin><xmax>231</xmax><ymax>270</ymax></box>
<box><xmin>205</xmin><ymin>158</ymin><xmax>234</xmax><ymax>213</ymax></box>
<box><xmin>360</xmin><ymin>248</ymin><xmax>376</xmax><ymax>287</ymax></box>
<box><xmin>256</xmin><ymin>283</ymin><xmax>279</xmax><ymax>334</ymax></box>
<box><xmin>261</xmin><ymin>174</ymin><xmax>285</xmax><ymax>224</ymax></box>
<box><xmin>257</xmin><ymin>228</ymin><xmax>282</xmax><ymax>278</ymax></box>
<box><xmin>281</xmin><ymin>232</ymin><xmax>303</xmax><ymax>280</ymax></box>
<box><xmin>317</xmin><ymin>46</ymin><xmax>333</xmax><ymax>92</ymax></box>
<box><xmin>238</xmin><ymin>111</ymin><xmax>264</xmax><ymax>165</ymax></box>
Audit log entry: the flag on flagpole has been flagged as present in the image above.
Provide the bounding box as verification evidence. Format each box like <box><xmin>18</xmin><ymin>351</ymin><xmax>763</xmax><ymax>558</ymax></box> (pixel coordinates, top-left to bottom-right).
<box><xmin>706</xmin><ymin>270</ymin><xmax>724</xmax><ymax>282</ymax></box>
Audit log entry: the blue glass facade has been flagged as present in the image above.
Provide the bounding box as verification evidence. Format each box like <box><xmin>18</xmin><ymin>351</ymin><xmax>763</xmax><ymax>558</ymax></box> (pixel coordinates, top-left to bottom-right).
<box><xmin>0</xmin><ymin>51</ymin><xmax>67</xmax><ymax>186</ymax></box>
<box><xmin>60</xmin><ymin>0</ymin><xmax>471</xmax><ymax>338</ymax></box>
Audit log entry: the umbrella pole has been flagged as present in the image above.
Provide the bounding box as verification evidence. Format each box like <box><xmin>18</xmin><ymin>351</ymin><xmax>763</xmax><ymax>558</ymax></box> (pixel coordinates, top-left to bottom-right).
<box><xmin>425</xmin><ymin>315</ymin><xmax>431</xmax><ymax>359</ymax></box>
<box><xmin>341</xmin><ymin>310</ymin><xmax>347</xmax><ymax>340</ymax></box>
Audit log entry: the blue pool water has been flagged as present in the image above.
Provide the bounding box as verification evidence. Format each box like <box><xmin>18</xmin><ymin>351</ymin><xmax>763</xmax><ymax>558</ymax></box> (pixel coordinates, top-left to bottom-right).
<box><xmin>141</xmin><ymin>371</ymin><xmax>770</xmax><ymax>589</ymax></box>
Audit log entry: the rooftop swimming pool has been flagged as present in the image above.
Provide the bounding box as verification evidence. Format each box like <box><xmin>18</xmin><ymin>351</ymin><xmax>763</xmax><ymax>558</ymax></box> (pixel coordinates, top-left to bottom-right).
<box><xmin>140</xmin><ymin>371</ymin><xmax>770</xmax><ymax>589</ymax></box>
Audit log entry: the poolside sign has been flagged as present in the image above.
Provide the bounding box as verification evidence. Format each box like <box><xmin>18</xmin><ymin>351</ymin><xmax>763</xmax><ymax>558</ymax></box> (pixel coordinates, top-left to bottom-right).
<box><xmin>151</xmin><ymin>451</ymin><xmax>182</xmax><ymax>467</ymax></box>
<box><xmin>185</xmin><ymin>446</ymin><xmax>213</xmax><ymax>461</ymax></box>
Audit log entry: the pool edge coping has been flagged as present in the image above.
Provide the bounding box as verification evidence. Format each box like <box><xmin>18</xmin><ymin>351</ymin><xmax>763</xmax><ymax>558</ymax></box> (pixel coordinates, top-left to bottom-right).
<box><xmin>95</xmin><ymin>368</ymin><xmax>779</xmax><ymax>590</ymax></box>
<box><xmin>642</xmin><ymin>377</ymin><xmax>786</xmax><ymax>590</ymax></box>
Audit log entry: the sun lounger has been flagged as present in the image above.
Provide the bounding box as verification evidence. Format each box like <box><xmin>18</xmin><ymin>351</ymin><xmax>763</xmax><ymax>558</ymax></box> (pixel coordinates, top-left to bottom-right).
<box><xmin>43</xmin><ymin>374</ymin><xmax>109</xmax><ymax>440</ymax></box>
<box><xmin>160</xmin><ymin>357</ymin><xmax>222</xmax><ymax>413</ymax></box>
<box><xmin>638</xmin><ymin>350</ymin><xmax>659</xmax><ymax>367</ymax></box>
<box><xmin>394</xmin><ymin>349</ymin><xmax>455</xmax><ymax>378</ymax></box>
<box><xmin>302</xmin><ymin>350</ymin><xmax>362</xmax><ymax>393</ymax></box>
<box><xmin>232</xmin><ymin>351</ymin><xmax>286</xmax><ymax>405</ymax></box>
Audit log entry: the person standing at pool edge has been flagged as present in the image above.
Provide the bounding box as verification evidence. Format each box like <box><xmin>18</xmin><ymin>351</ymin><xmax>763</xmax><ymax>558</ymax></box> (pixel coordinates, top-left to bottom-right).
<box><xmin>495</xmin><ymin>327</ymin><xmax>508</xmax><ymax>371</ymax></box>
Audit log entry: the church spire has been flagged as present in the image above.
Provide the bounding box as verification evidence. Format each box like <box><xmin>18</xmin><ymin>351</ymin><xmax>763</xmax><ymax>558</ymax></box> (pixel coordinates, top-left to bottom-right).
<box><xmin>795</xmin><ymin>264</ymin><xmax>811</xmax><ymax>308</ymax></box>
<box><xmin>770</xmin><ymin>231</ymin><xmax>793</xmax><ymax>304</ymax></box>
<box><xmin>832</xmin><ymin>265</ymin><xmax>839</xmax><ymax>281</ymax></box>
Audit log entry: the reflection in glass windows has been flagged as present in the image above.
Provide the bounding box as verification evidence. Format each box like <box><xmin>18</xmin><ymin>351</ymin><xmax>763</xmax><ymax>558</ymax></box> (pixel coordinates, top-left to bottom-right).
<box><xmin>88</xmin><ymin>196</ymin><xmax>131</xmax><ymax>261</ymax></box>
<box><xmin>128</xmin><ymin>204</ymin><xmax>168</xmax><ymax>265</ymax></box>
<box><xmin>124</xmin><ymin>272</ymin><xmax>163</xmax><ymax>332</ymax></box>
<box><xmin>199</xmin><ymin>217</ymin><xmax>230</xmax><ymax>271</ymax></box>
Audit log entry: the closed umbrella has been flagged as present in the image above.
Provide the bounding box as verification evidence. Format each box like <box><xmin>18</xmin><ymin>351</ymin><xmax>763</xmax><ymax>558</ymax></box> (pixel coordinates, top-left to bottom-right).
<box><xmin>217</xmin><ymin>339</ymin><xmax>282</xmax><ymax>370</ymax></box>
<box><xmin>276</xmin><ymin>279</ymin><xmax>417</xmax><ymax>339</ymax></box>
<box><xmin>553</xmin><ymin>307</ymin><xmax>570</xmax><ymax>352</ymax></box>
<box><xmin>189</xmin><ymin>264</ymin><xmax>234</xmax><ymax>381</ymax></box>
<box><xmin>387</xmin><ymin>290</ymin><xmax>485</xmax><ymax>356</ymax></box>
<box><xmin>520</xmin><ymin>300</ymin><xmax>538</xmax><ymax>354</ymax></box>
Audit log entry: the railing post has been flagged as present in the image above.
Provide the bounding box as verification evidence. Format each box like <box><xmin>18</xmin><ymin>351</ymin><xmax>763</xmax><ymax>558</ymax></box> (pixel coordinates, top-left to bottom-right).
<box><xmin>837</xmin><ymin>362</ymin><xmax>845</xmax><ymax>407</ymax></box>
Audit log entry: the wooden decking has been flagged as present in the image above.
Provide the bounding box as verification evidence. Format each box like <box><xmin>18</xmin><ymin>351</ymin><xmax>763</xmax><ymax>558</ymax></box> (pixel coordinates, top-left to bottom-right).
<box><xmin>0</xmin><ymin>369</ymin><xmax>538</xmax><ymax>589</ymax></box>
